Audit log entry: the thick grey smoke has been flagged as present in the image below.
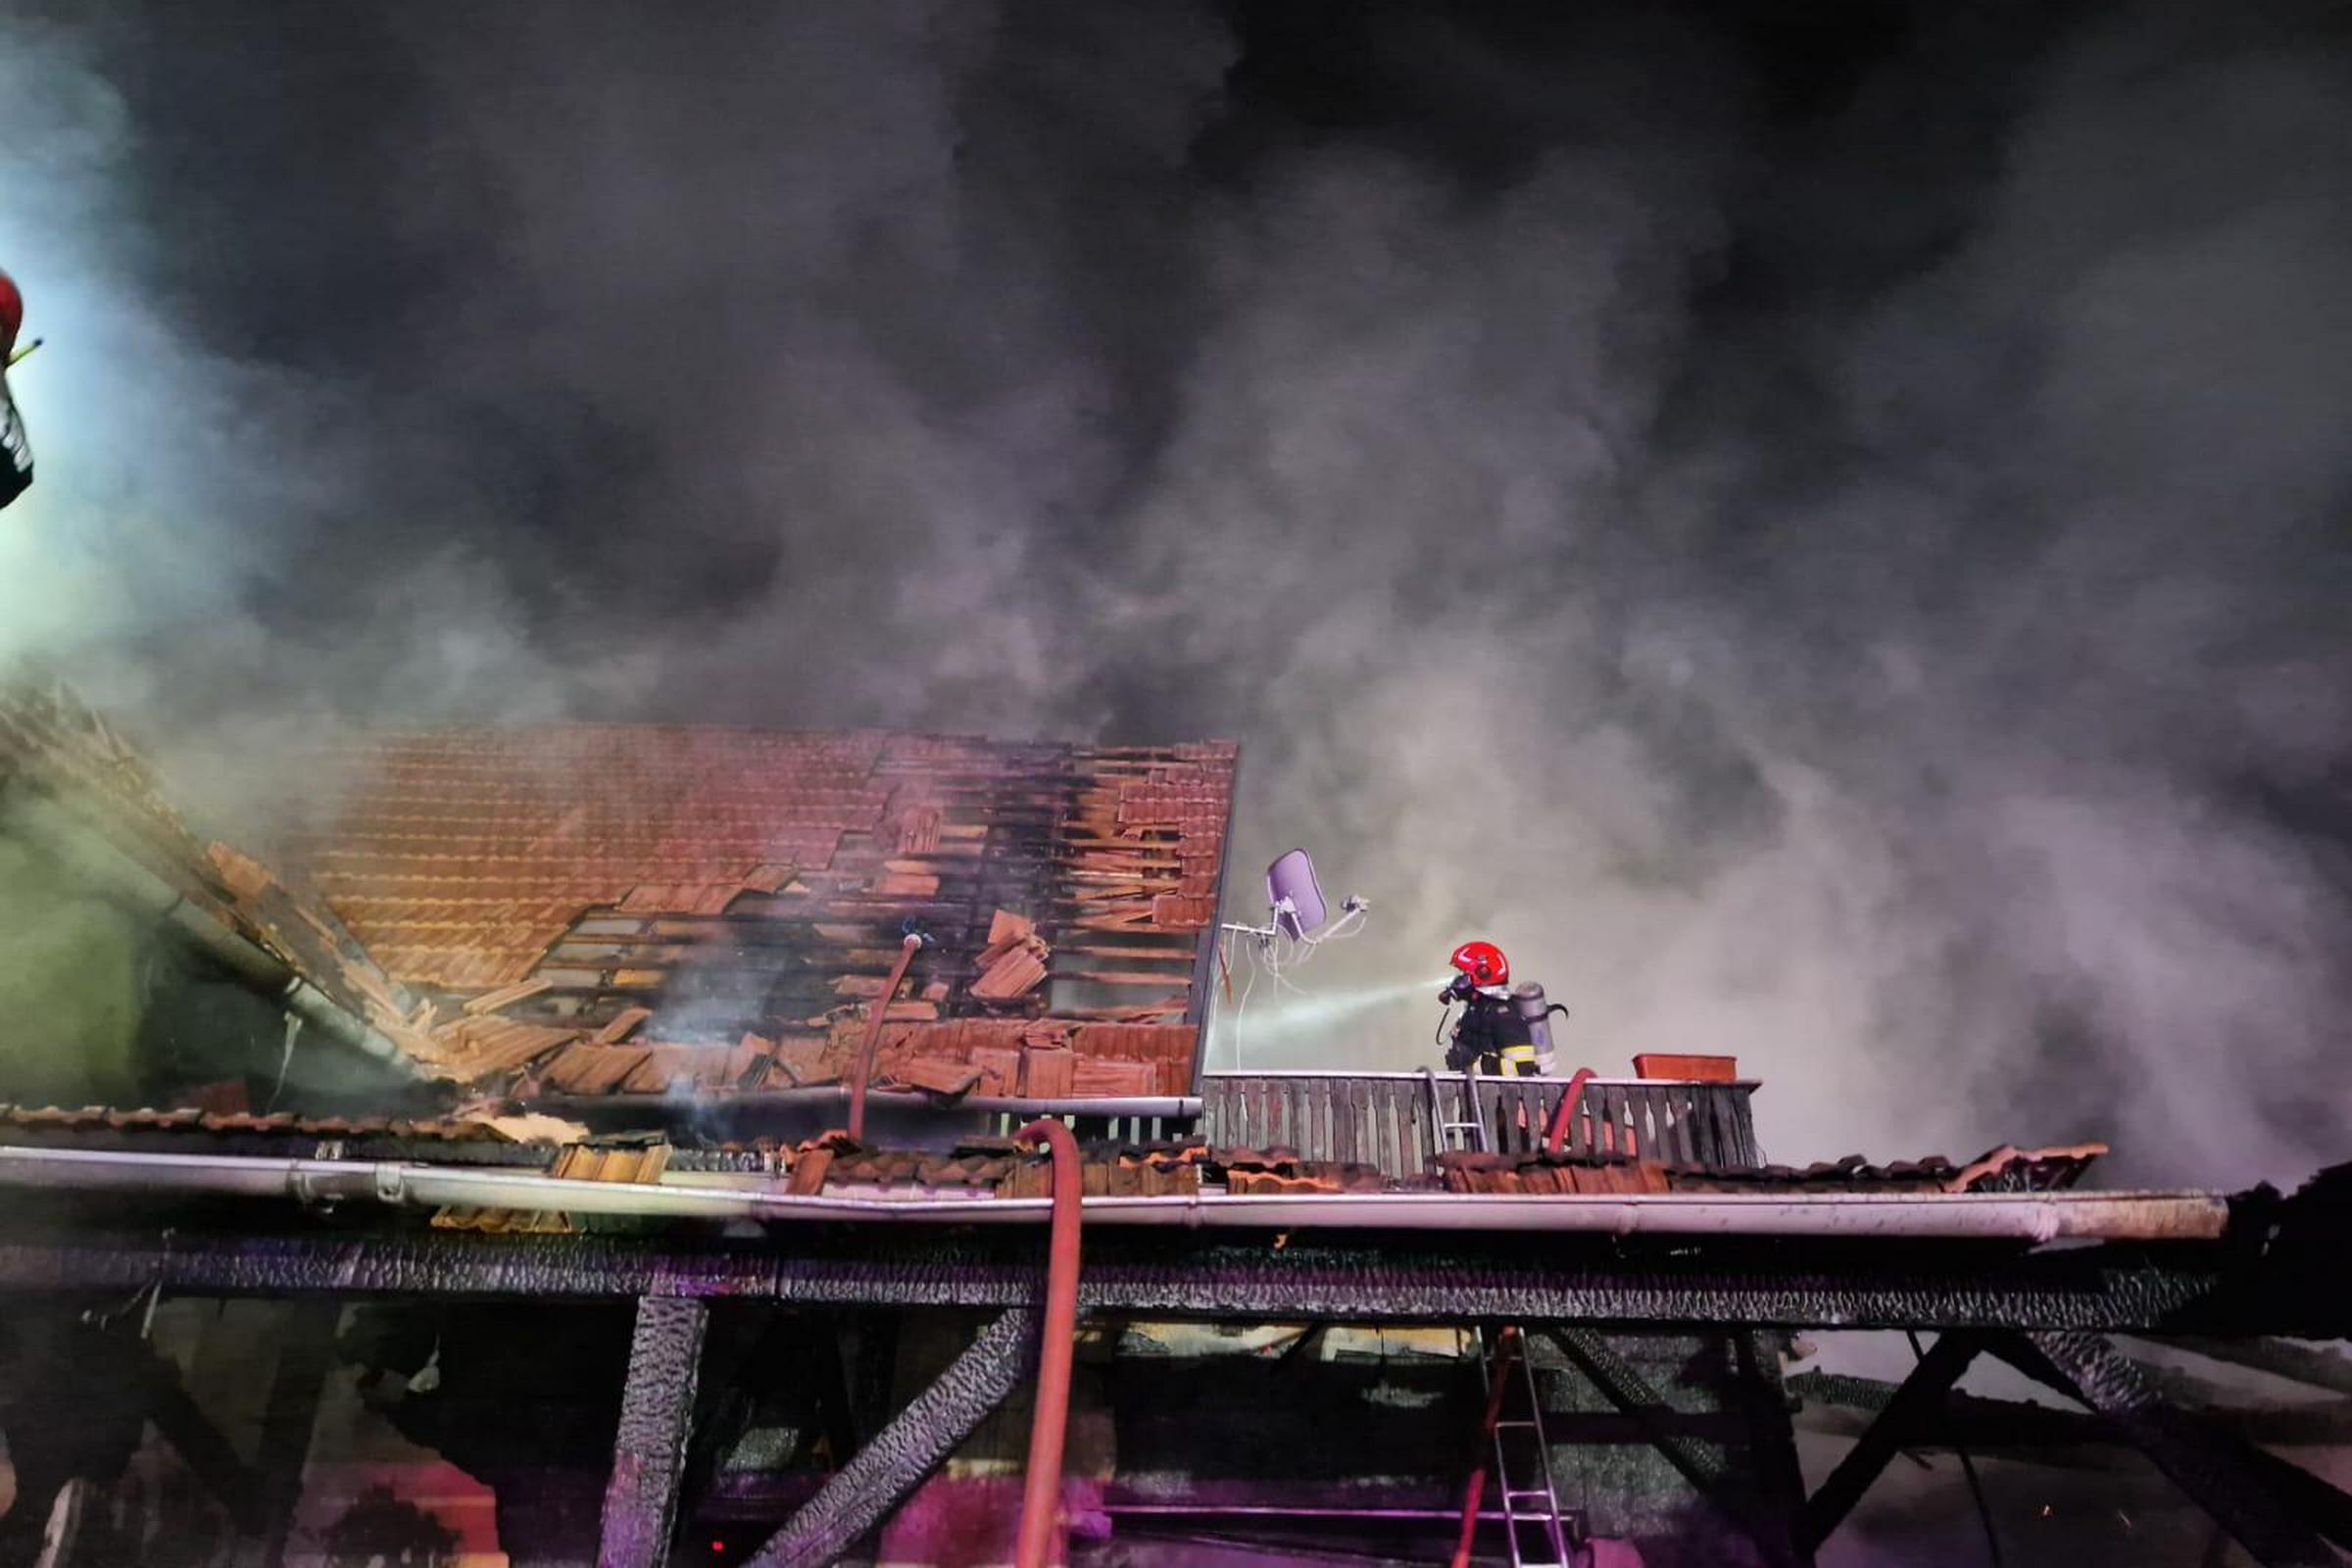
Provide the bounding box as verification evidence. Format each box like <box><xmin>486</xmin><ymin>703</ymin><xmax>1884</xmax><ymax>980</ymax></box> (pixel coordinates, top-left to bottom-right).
<box><xmin>2</xmin><ymin>2</ymin><xmax>2347</xmax><ymax>1184</ymax></box>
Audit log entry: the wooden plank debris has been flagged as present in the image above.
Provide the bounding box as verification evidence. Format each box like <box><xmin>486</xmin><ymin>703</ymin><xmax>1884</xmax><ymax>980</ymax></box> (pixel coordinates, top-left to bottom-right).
<box><xmin>596</xmin><ymin>1006</ymin><xmax>654</xmax><ymax>1045</ymax></box>
<box><xmin>462</xmin><ymin>976</ymin><xmax>556</xmax><ymax>1016</ymax></box>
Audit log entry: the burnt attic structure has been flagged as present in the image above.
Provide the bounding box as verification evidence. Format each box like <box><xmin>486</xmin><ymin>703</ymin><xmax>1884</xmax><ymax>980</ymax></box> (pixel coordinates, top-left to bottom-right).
<box><xmin>3</xmin><ymin>679</ymin><xmax>2352</xmax><ymax>1568</ymax></box>
<box><xmin>0</xmin><ymin>686</ymin><xmax>1234</xmax><ymax>1130</ymax></box>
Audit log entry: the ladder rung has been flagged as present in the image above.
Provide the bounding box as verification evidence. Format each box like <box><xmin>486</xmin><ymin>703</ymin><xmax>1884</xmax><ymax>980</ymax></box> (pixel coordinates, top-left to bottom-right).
<box><xmin>1504</xmin><ymin>1490</ymin><xmax>1555</xmax><ymax>1502</ymax></box>
<box><xmin>1494</xmin><ymin>1419</ymin><xmax>1539</xmax><ymax>1430</ymax></box>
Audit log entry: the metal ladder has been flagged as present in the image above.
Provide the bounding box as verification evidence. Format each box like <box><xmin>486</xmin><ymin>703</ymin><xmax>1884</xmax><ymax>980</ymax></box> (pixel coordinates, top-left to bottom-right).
<box><xmin>1477</xmin><ymin>1325</ymin><xmax>1574</xmax><ymax>1567</ymax></box>
<box><xmin>1435</xmin><ymin>1077</ymin><xmax>1575</xmax><ymax>1565</ymax></box>
<box><xmin>1428</xmin><ymin>1064</ymin><xmax>1492</xmax><ymax>1156</ymax></box>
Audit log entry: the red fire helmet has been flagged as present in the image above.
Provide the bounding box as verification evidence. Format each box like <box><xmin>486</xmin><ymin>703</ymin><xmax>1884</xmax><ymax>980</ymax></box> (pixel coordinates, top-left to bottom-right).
<box><xmin>0</xmin><ymin>270</ymin><xmax>20</xmax><ymax>356</ymax></box>
<box><xmin>1448</xmin><ymin>940</ymin><xmax>1509</xmax><ymax>988</ymax></box>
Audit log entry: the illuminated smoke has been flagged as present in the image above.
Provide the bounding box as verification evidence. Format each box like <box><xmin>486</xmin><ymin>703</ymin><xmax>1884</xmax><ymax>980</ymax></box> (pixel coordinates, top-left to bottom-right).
<box><xmin>0</xmin><ymin>3</ymin><xmax>2346</xmax><ymax>1186</ymax></box>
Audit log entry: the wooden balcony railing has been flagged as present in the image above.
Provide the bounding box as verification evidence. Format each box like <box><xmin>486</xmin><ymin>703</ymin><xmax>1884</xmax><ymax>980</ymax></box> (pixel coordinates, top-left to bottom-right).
<box><xmin>1199</xmin><ymin>1071</ymin><xmax>1762</xmax><ymax>1184</ymax></box>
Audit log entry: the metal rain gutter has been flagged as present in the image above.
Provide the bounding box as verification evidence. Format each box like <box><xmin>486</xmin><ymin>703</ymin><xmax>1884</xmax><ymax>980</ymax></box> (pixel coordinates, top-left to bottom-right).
<box><xmin>4</xmin><ymin>791</ymin><xmax>422</xmax><ymax>1079</ymax></box>
<box><xmin>0</xmin><ymin>1146</ymin><xmax>2231</xmax><ymax>1242</ymax></box>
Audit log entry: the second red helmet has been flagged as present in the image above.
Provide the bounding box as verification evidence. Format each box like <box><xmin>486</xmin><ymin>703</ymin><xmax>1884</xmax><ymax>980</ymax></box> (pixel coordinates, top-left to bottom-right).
<box><xmin>1448</xmin><ymin>940</ymin><xmax>1509</xmax><ymax>988</ymax></box>
<box><xmin>0</xmin><ymin>271</ymin><xmax>21</xmax><ymax>356</ymax></box>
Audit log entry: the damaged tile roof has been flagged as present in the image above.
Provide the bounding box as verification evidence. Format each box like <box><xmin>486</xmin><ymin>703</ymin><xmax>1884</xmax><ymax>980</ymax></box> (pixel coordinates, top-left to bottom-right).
<box><xmin>1433</xmin><ymin>1143</ymin><xmax>2108</xmax><ymax>1197</ymax></box>
<box><xmin>0</xmin><ymin>1102</ymin><xmax>567</xmax><ymax>1145</ymax></box>
<box><xmin>269</xmin><ymin>727</ymin><xmax>1234</xmax><ymax>1100</ymax></box>
<box><xmin>0</xmin><ymin>1097</ymin><xmax>2117</xmax><ymax>1222</ymax></box>
<box><xmin>1</xmin><ymin>683</ymin><xmax>1238</xmax><ymax>1104</ymax></box>
<box><xmin>0</xmin><ymin>683</ymin><xmax>465</xmax><ymax>1074</ymax></box>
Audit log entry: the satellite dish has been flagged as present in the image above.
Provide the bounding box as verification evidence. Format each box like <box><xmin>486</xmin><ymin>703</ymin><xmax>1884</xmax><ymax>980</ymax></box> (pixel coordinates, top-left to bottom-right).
<box><xmin>1218</xmin><ymin>846</ymin><xmax>1370</xmax><ymax>1068</ymax></box>
<box><xmin>1266</xmin><ymin>848</ymin><xmax>1328</xmax><ymax>942</ymax></box>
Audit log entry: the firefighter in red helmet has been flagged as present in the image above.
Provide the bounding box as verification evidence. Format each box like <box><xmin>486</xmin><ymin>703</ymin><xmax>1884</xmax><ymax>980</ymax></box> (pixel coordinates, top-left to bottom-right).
<box><xmin>1441</xmin><ymin>940</ymin><xmax>1551</xmax><ymax>1076</ymax></box>
<box><xmin>0</xmin><ymin>270</ymin><xmax>32</xmax><ymax>511</ymax></box>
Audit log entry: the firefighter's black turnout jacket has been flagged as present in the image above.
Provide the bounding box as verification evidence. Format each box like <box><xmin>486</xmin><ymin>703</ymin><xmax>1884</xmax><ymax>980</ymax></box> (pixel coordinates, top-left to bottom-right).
<box><xmin>0</xmin><ymin>368</ymin><xmax>29</xmax><ymax>511</ymax></box>
<box><xmin>1445</xmin><ymin>988</ymin><xmax>1533</xmax><ymax>1074</ymax></box>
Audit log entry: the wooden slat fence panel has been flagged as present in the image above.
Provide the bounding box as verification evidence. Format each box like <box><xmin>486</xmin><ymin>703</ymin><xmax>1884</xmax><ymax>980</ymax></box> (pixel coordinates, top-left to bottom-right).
<box><xmin>1193</xmin><ymin>1076</ymin><xmax>1761</xmax><ymax>1181</ymax></box>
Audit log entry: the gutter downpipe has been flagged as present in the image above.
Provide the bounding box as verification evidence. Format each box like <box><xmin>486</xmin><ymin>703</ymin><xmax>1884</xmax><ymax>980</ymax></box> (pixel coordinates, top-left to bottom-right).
<box><xmin>1012</xmin><ymin>1117</ymin><xmax>1082</xmax><ymax>1568</ymax></box>
<box><xmin>4</xmin><ymin>791</ymin><xmax>420</xmax><ymax>1079</ymax></box>
<box><xmin>0</xmin><ymin>1148</ymin><xmax>2234</xmax><ymax>1241</ymax></box>
<box><xmin>845</xmin><ymin>934</ymin><xmax>924</xmax><ymax>1146</ymax></box>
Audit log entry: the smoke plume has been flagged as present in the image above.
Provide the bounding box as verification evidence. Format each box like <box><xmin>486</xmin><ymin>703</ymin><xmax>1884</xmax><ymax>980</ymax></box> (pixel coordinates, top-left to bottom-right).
<box><xmin>2</xmin><ymin>1</ymin><xmax>2348</xmax><ymax>1184</ymax></box>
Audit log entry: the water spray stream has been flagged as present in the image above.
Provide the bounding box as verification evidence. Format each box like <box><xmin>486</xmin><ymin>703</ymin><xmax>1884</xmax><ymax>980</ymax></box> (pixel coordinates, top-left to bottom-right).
<box><xmin>1220</xmin><ymin>973</ymin><xmax>1452</xmax><ymax>1071</ymax></box>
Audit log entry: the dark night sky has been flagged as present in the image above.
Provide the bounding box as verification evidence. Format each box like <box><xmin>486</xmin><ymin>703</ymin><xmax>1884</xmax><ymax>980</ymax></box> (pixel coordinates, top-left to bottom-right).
<box><xmin>3</xmin><ymin>0</ymin><xmax>2350</xmax><ymax>1187</ymax></box>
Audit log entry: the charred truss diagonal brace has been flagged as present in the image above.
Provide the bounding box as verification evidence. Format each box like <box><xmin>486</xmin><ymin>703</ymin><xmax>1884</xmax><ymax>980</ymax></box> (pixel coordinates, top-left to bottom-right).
<box><xmin>1795</xmin><ymin>1331</ymin><xmax>1984</xmax><ymax>1555</ymax></box>
<box><xmin>1801</xmin><ymin>1331</ymin><xmax>2352</xmax><ymax>1568</ymax></box>
<box><xmin>1546</xmin><ymin>1327</ymin><xmax>1808</xmax><ymax>1568</ymax></box>
<box><xmin>599</xmin><ymin>1297</ymin><xmax>710</xmax><ymax>1568</ymax></box>
<box><xmin>746</xmin><ymin>1308</ymin><xmax>1041</xmax><ymax>1568</ymax></box>
<box><xmin>2009</xmin><ymin>1333</ymin><xmax>2345</xmax><ymax>1568</ymax></box>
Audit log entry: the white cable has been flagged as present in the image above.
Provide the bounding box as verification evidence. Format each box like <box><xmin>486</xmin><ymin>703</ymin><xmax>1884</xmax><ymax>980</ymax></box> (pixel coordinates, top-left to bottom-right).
<box><xmin>1228</xmin><ymin>933</ymin><xmax>1259</xmax><ymax>1070</ymax></box>
<box><xmin>1316</xmin><ymin>906</ymin><xmax>1368</xmax><ymax>943</ymax></box>
<box><xmin>1265</xmin><ymin>932</ymin><xmax>1307</xmax><ymax>996</ymax></box>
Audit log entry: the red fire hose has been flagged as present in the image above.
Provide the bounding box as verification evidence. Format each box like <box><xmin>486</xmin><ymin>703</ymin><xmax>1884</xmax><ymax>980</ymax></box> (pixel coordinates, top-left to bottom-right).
<box><xmin>844</xmin><ymin>933</ymin><xmax>924</xmax><ymax>1145</ymax></box>
<box><xmin>1450</xmin><ymin>1324</ymin><xmax>1525</xmax><ymax>1568</ymax></box>
<box><xmin>1542</xmin><ymin>1066</ymin><xmax>1597</xmax><ymax>1157</ymax></box>
<box><xmin>1013</xmin><ymin>1116</ymin><xmax>1082</xmax><ymax>1568</ymax></box>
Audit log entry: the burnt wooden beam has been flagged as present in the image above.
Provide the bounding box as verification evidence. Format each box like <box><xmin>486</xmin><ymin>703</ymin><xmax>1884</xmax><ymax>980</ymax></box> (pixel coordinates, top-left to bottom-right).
<box><xmin>744</xmin><ymin>1308</ymin><xmax>1038</xmax><ymax>1568</ymax></box>
<box><xmin>1792</xmin><ymin>1368</ymin><xmax>2352</xmax><ymax>1453</ymax></box>
<box><xmin>1736</xmin><ymin>1331</ymin><xmax>1817</xmax><ymax>1568</ymax></box>
<box><xmin>597</xmin><ymin>1297</ymin><xmax>710</xmax><ymax>1568</ymax></box>
<box><xmin>803</xmin><ymin>1312</ymin><xmax>862</xmax><ymax>1468</ymax></box>
<box><xmin>2007</xmin><ymin>1331</ymin><xmax>2342</xmax><ymax>1568</ymax></box>
<box><xmin>238</xmin><ymin>1301</ymin><xmax>341</xmax><ymax>1568</ymax></box>
<box><xmin>138</xmin><ymin>1353</ymin><xmax>265</xmax><ymax>1534</ymax></box>
<box><xmin>1545</xmin><ymin>1328</ymin><xmax>1751</xmax><ymax>1493</ymax></box>
<box><xmin>1</xmin><ymin>1223</ymin><xmax>2347</xmax><ymax>1336</ymax></box>
<box><xmin>1547</xmin><ymin>1327</ymin><xmax>1809</xmax><ymax>1568</ymax></box>
<box><xmin>2154</xmin><ymin>1337</ymin><xmax>2352</xmax><ymax>1399</ymax></box>
<box><xmin>1795</xmin><ymin>1330</ymin><xmax>1984</xmax><ymax>1555</ymax></box>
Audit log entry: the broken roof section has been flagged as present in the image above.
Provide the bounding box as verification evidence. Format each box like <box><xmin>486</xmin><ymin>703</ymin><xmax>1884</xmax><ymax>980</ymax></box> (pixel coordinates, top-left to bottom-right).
<box><xmin>2</xmin><ymin>684</ymin><xmax>1237</xmax><ymax>1108</ymax></box>
<box><xmin>0</xmin><ymin>681</ymin><xmax>463</xmax><ymax>1077</ymax></box>
<box><xmin>264</xmin><ymin>724</ymin><xmax>1237</xmax><ymax>1102</ymax></box>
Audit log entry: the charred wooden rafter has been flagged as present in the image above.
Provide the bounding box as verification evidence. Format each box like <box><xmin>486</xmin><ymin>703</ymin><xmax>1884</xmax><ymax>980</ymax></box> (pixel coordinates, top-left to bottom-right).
<box><xmin>2006</xmin><ymin>1332</ymin><xmax>2348</xmax><ymax>1568</ymax></box>
<box><xmin>744</xmin><ymin>1308</ymin><xmax>1039</xmax><ymax>1568</ymax></box>
<box><xmin>598</xmin><ymin>1297</ymin><xmax>710</xmax><ymax>1568</ymax></box>
<box><xmin>1797</xmin><ymin>1330</ymin><xmax>2352</xmax><ymax>1568</ymax></box>
<box><xmin>1795</xmin><ymin>1330</ymin><xmax>1986</xmax><ymax>1554</ymax></box>
<box><xmin>1788</xmin><ymin>1369</ymin><xmax>2352</xmax><ymax>1451</ymax></box>
<box><xmin>1546</xmin><ymin>1326</ymin><xmax>1807</xmax><ymax>1567</ymax></box>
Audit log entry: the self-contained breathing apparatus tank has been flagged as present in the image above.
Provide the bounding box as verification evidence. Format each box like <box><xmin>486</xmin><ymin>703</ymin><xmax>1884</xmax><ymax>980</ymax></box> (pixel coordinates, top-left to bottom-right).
<box><xmin>1511</xmin><ymin>982</ymin><xmax>1564</xmax><ymax>1076</ymax></box>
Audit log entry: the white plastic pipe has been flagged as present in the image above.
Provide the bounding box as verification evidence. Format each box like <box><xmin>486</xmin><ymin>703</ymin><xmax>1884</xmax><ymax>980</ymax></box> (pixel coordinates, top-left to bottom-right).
<box><xmin>0</xmin><ymin>1145</ymin><xmax>2230</xmax><ymax>1242</ymax></box>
